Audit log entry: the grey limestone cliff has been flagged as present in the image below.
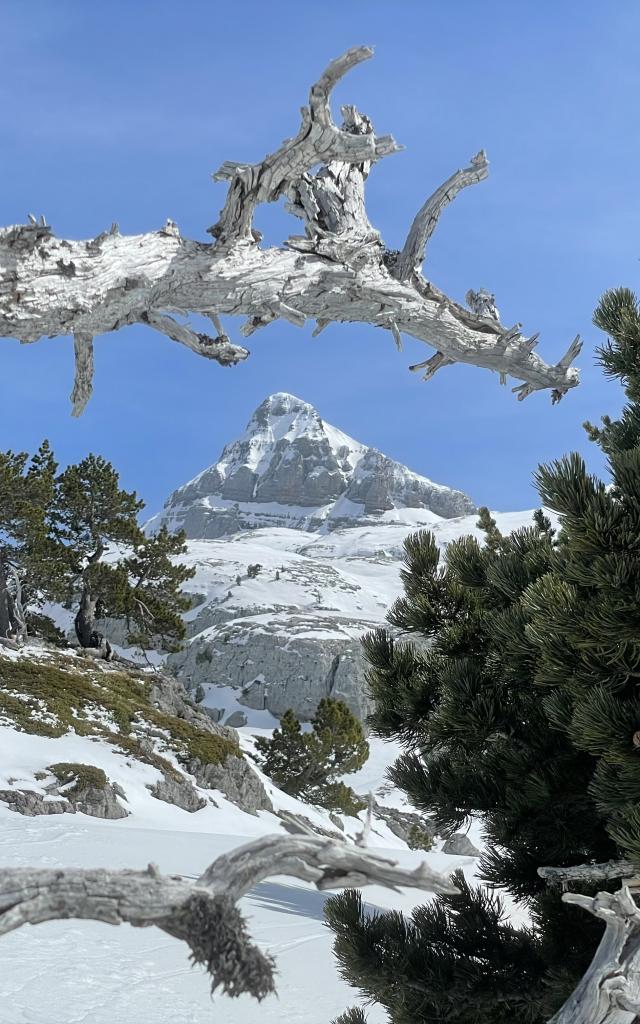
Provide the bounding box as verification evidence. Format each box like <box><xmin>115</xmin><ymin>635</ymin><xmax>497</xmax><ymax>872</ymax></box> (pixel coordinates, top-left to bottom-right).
<box><xmin>149</xmin><ymin>392</ymin><xmax>475</xmax><ymax>539</ymax></box>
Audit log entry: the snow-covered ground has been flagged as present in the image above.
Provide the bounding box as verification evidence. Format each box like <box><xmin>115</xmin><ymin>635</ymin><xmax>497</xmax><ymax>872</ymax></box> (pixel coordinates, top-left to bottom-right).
<box><xmin>177</xmin><ymin>509</ymin><xmax>543</xmax><ymax>643</ymax></box>
<box><xmin>0</xmin><ymin>471</ymin><xmax>543</xmax><ymax>1019</ymax></box>
<box><xmin>0</xmin><ymin>728</ymin><xmax>484</xmax><ymax>1024</ymax></box>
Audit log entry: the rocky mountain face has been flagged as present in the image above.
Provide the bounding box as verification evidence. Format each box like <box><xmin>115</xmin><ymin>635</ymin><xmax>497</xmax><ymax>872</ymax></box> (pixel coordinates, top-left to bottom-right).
<box><xmin>165</xmin><ymin>510</ymin><xmax>535</xmax><ymax>725</ymax></box>
<box><xmin>149</xmin><ymin>392</ymin><xmax>476</xmax><ymax>539</ymax></box>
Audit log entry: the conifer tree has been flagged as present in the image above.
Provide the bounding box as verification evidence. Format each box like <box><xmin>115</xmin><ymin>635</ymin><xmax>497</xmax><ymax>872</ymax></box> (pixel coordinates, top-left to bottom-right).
<box><xmin>530</xmin><ymin>286</ymin><xmax>640</xmax><ymax>865</ymax></box>
<box><xmin>47</xmin><ymin>454</ymin><xmax>195</xmax><ymax>652</ymax></box>
<box><xmin>0</xmin><ymin>441</ymin><xmax>58</xmax><ymax>641</ymax></box>
<box><xmin>255</xmin><ymin>698</ymin><xmax>369</xmax><ymax>813</ymax></box>
<box><xmin>325</xmin><ymin>288</ymin><xmax>640</xmax><ymax>1023</ymax></box>
<box><xmin>121</xmin><ymin>526</ymin><xmax>194</xmax><ymax>653</ymax></box>
<box><xmin>51</xmin><ymin>454</ymin><xmax>145</xmax><ymax>647</ymax></box>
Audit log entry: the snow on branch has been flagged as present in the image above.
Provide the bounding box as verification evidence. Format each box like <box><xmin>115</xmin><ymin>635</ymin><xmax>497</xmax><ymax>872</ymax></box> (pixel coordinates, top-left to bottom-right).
<box><xmin>0</xmin><ymin>47</ymin><xmax>582</xmax><ymax>413</ymax></box>
<box><xmin>0</xmin><ymin>831</ymin><xmax>457</xmax><ymax>1001</ymax></box>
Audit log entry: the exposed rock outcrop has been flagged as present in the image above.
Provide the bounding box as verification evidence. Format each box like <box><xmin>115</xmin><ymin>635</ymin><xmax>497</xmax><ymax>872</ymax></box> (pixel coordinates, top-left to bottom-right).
<box><xmin>373</xmin><ymin>803</ymin><xmax>436</xmax><ymax>846</ymax></box>
<box><xmin>441</xmin><ymin>833</ymin><xmax>481</xmax><ymax>856</ymax></box>
<box><xmin>0</xmin><ymin>765</ymin><xmax>128</xmax><ymax>820</ymax></box>
<box><xmin>189</xmin><ymin>755</ymin><xmax>272</xmax><ymax>815</ymax></box>
<box><xmin>148</xmin><ymin>673</ymin><xmax>235</xmax><ymax>740</ymax></box>
<box><xmin>278</xmin><ymin>810</ymin><xmax>345</xmax><ymax>841</ymax></box>
<box><xmin>74</xmin><ymin>780</ymin><xmax>128</xmax><ymax>819</ymax></box>
<box><xmin>0</xmin><ymin>789</ymin><xmax>69</xmax><ymax>816</ymax></box>
<box><xmin>148</xmin><ymin>773</ymin><xmax>207</xmax><ymax>813</ymax></box>
<box><xmin>172</xmin><ymin>626</ymin><xmax>372</xmax><ymax>722</ymax></box>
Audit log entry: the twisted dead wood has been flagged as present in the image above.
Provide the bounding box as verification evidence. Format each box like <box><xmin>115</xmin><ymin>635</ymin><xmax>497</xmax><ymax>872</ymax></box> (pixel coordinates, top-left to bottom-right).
<box><xmin>0</xmin><ymin>47</ymin><xmax>581</xmax><ymax>415</ymax></box>
<box><xmin>550</xmin><ymin>886</ymin><xmax>640</xmax><ymax>1024</ymax></box>
<box><xmin>0</xmin><ymin>830</ymin><xmax>457</xmax><ymax>1000</ymax></box>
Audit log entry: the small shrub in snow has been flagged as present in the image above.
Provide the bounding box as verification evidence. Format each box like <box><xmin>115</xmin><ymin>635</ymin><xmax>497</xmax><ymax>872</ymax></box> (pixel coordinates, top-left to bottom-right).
<box><xmin>48</xmin><ymin>762</ymin><xmax>108</xmax><ymax>793</ymax></box>
<box><xmin>254</xmin><ymin>699</ymin><xmax>368</xmax><ymax>813</ymax></box>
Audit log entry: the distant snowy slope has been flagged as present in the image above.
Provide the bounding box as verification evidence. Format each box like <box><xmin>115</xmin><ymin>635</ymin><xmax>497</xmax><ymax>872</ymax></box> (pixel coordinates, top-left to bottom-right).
<box><xmin>148</xmin><ymin>392</ymin><xmax>476</xmax><ymax>539</ymax></box>
<box><xmin>137</xmin><ymin>396</ymin><xmax>541</xmax><ymax>723</ymax></box>
<box><xmin>168</xmin><ymin>509</ymin><xmax>540</xmax><ymax>722</ymax></box>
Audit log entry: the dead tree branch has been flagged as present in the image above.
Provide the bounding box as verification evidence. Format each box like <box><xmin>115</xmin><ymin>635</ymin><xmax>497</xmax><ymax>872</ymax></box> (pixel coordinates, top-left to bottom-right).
<box><xmin>0</xmin><ymin>831</ymin><xmax>457</xmax><ymax>1001</ymax></box>
<box><xmin>538</xmin><ymin>860</ymin><xmax>638</xmax><ymax>886</ymax></box>
<box><xmin>550</xmin><ymin>886</ymin><xmax>640</xmax><ymax>1024</ymax></box>
<box><xmin>393</xmin><ymin>150</ymin><xmax>489</xmax><ymax>281</ymax></box>
<box><xmin>0</xmin><ymin>47</ymin><xmax>582</xmax><ymax>412</ymax></box>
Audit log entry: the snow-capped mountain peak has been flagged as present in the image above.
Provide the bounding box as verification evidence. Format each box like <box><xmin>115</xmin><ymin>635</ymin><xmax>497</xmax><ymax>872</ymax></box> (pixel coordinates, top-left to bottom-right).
<box><xmin>149</xmin><ymin>392</ymin><xmax>476</xmax><ymax>539</ymax></box>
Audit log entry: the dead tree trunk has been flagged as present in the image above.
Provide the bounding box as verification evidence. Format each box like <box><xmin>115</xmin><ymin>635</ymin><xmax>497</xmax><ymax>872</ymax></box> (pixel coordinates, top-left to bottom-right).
<box><xmin>0</xmin><ymin>47</ymin><xmax>581</xmax><ymax>414</ymax></box>
<box><xmin>549</xmin><ymin>886</ymin><xmax>640</xmax><ymax>1024</ymax></box>
<box><xmin>73</xmin><ymin>583</ymin><xmax>99</xmax><ymax>647</ymax></box>
<box><xmin>0</xmin><ymin>550</ymin><xmax>24</xmax><ymax>642</ymax></box>
<box><xmin>0</xmin><ymin>552</ymin><xmax>12</xmax><ymax>640</ymax></box>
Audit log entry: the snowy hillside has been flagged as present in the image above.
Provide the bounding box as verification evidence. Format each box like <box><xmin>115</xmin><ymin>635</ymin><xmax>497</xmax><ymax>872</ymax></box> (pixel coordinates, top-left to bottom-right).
<box><xmin>168</xmin><ymin>509</ymin><xmax>539</xmax><ymax>721</ymax></box>
<box><xmin>0</xmin><ymin>774</ymin><xmax>486</xmax><ymax>1024</ymax></box>
<box><xmin>148</xmin><ymin>392</ymin><xmax>477</xmax><ymax>539</ymax></box>
<box><xmin>0</xmin><ymin>645</ymin><xmax>487</xmax><ymax>1024</ymax></box>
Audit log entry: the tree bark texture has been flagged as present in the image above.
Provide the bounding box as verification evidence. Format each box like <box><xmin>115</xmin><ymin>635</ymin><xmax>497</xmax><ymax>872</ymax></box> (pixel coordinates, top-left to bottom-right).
<box><xmin>73</xmin><ymin>583</ymin><xmax>98</xmax><ymax>648</ymax></box>
<box><xmin>550</xmin><ymin>886</ymin><xmax>640</xmax><ymax>1024</ymax></box>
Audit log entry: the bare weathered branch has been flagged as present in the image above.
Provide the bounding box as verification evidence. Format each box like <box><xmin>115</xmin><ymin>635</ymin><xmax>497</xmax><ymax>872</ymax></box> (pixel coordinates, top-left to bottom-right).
<box><xmin>466</xmin><ymin>287</ymin><xmax>500</xmax><ymax>322</ymax></box>
<box><xmin>538</xmin><ymin>860</ymin><xmax>638</xmax><ymax>885</ymax></box>
<box><xmin>0</xmin><ymin>832</ymin><xmax>456</xmax><ymax>1001</ymax></box>
<box><xmin>196</xmin><ymin>832</ymin><xmax>457</xmax><ymax>902</ymax></box>
<box><xmin>143</xmin><ymin>312</ymin><xmax>249</xmax><ymax>366</ymax></box>
<box><xmin>409</xmin><ymin>351</ymin><xmax>455</xmax><ymax>381</ymax></box>
<box><xmin>0</xmin><ymin>47</ymin><xmax>582</xmax><ymax>412</ymax></box>
<box><xmin>210</xmin><ymin>46</ymin><xmax>400</xmax><ymax>245</ymax></box>
<box><xmin>394</xmin><ymin>150</ymin><xmax>489</xmax><ymax>281</ymax></box>
<box><xmin>70</xmin><ymin>332</ymin><xmax>94</xmax><ymax>417</ymax></box>
<box><xmin>550</xmin><ymin>886</ymin><xmax>640</xmax><ymax>1024</ymax></box>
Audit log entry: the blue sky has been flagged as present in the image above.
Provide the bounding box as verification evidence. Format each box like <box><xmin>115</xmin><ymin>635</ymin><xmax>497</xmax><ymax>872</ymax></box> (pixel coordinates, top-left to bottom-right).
<box><xmin>1</xmin><ymin>1</ymin><xmax>638</xmax><ymax>516</ymax></box>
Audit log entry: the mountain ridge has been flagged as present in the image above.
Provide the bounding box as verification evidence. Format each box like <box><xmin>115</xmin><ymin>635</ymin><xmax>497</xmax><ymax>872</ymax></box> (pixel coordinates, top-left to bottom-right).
<box><xmin>148</xmin><ymin>393</ymin><xmax>476</xmax><ymax>539</ymax></box>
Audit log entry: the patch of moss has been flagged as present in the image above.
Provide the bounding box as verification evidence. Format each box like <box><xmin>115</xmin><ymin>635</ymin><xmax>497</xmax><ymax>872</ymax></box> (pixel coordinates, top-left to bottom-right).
<box><xmin>0</xmin><ymin>654</ymin><xmax>239</xmax><ymax>776</ymax></box>
<box><xmin>104</xmin><ymin>732</ymin><xmax>183</xmax><ymax>782</ymax></box>
<box><xmin>145</xmin><ymin>708</ymin><xmax>239</xmax><ymax>768</ymax></box>
<box><xmin>406</xmin><ymin>824</ymin><xmax>434</xmax><ymax>851</ymax></box>
<box><xmin>48</xmin><ymin>762</ymin><xmax>108</xmax><ymax>794</ymax></box>
<box><xmin>0</xmin><ymin>656</ymin><xmax>149</xmax><ymax>739</ymax></box>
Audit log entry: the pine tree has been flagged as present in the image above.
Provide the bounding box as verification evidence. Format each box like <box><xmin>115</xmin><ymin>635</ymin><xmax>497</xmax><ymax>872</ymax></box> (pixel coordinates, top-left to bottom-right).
<box><xmin>325</xmin><ymin>289</ymin><xmax>640</xmax><ymax>1022</ymax></box>
<box><xmin>121</xmin><ymin>525</ymin><xmax>194</xmax><ymax>653</ymax></box>
<box><xmin>255</xmin><ymin>709</ymin><xmax>308</xmax><ymax>795</ymax></box>
<box><xmin>530</xmin><ymin>286</ymin><xmax>640</xmax><ymax>864</ymax></box>
<box><xmin>45</xmin><ymin>452</ymin><xmax>194</xmax><ymax>653</ymax></box>
<box><xmin>51</xmin><ymin>454</ymin><xmax>144</xmax><ymax>647</ymax></box>
<box><xmin>0</xmin><ymin>441</ymin><xmax>59</xmax><ymax>641</ymax></box>
<box><xmin>255</xmin><ymin>699</ymin><xmax>369</xmax><ymax>813</ymax></box>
